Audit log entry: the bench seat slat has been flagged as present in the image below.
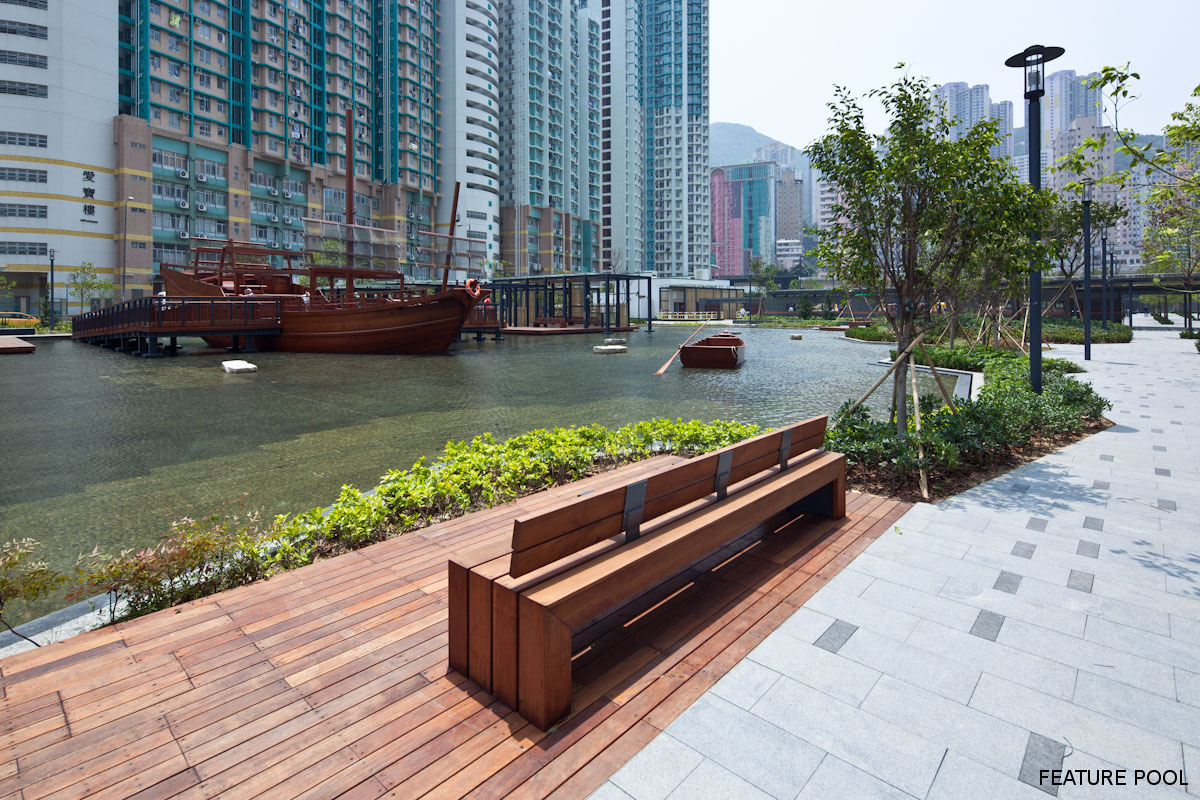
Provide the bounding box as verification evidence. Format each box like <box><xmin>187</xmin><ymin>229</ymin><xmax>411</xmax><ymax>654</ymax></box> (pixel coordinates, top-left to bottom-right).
<box><xmin>530</xmin><ymin>451</ymin><xmax>845</xmax><ymax>628</ymax></box>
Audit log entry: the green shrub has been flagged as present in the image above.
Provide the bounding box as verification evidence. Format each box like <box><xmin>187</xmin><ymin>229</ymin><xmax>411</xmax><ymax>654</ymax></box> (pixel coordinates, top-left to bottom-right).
<box><xmin>1</xmin><ymin>539</ymin><xmax>67</xmax><ymax>646</ymax></box>
<box><xmin>827</xmin><ymin>353</ymin><xmax>1110</xmax><ymax>491</ymax></box>
<box><xmin>1040</xmin><ymin>318</ymin><xmax>1132</xmax><ymax>344</ymax></box>
<box><xmin>844</xmin><ymin>325</ymin><xmax>896</xmax><ymax>342</ymax></box>
<box><xmin>892</xmin><ymin>345</ymin><xmax>1085</xmax><ymax>374</ymax></box>
<box><xmin>1180</xmin><ymin>329</ymin><xmax>1199</xmax><ymax>340</ymax></box>
<box><xmin>68</xmin><ymin>419</ymin><xmax>761</xmax><ymax>623</ymax></box>
<box><xmin>1153</xmin><ymin>312</ymin><xmax>1172</xmax><ymax>324</ymax></box>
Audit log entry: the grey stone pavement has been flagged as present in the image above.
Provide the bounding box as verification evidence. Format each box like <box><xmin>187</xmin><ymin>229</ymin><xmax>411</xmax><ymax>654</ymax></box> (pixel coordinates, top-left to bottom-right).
<box><xmin>595</xmin><ymin>328</ymin><xmax>1199</xmax><ymax>799</ymax></box>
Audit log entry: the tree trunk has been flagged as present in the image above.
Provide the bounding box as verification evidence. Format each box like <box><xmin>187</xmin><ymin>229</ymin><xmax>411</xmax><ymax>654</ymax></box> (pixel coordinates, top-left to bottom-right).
<box><xmin>894</xmin><ymin>320</ymin><xmax>911</xmax><ymax>438</ymax></box>
<box><xmin>948</xmin><ymin>313</ymin><xmax>957</xmax><ymax>348</ymax></box>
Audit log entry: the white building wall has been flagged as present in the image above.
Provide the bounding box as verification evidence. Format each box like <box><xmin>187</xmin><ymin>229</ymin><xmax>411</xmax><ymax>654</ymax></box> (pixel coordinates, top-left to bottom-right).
<box><xmin>436</xmin><ymin>0</ymin><xmax>502</xmax><ymax>263</ymax></box>
<box><xmin>0</xmin><ymin>0</ymin><xmax>119</xmax><ymax>313</ymax></box>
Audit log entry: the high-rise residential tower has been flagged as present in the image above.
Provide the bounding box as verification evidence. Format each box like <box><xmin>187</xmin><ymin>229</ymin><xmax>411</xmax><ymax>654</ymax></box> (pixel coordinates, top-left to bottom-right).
<box><xmin>643</xmin><ymin>0</ymin><xmax>708</xmax><ymax>278</ymax></box>
<box><xmin>113</xmin><ymin>0</ymin><xmax>441</xmax><ymax>286</ymax></box>
<box><xmin>595</xmin><ymin>0</ymin><xmax>645</xmax><ymax>273</ymax></box>
<box><xmin>0</xmin><ymin>0</ymin><xmax>119</xmax><ymax>312</ymax></box>
<box><xmin>498</xmin><ymin>0</ymin><xmax>601</xmax><ymax>275</ymax></box>
<box><xmin>710</xmin><ymin>161</ymin><xmax>776</xmax><ymax>278</ymax></box>
<box><xmin>436</xmin><ymin>0</ymin><xmax>502</xmax><ymax>266</ymax></box>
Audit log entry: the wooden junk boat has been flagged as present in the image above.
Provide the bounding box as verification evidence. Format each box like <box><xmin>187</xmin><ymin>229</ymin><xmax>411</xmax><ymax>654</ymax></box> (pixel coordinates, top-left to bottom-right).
<box><xmin>159</xmin><ymin>233</ymin><xmax>489</xmax><ymax>355</ymax></box>
<box><xmin>679</xmin><ymin>331</ymin><xmax>746</xmax><ymax>369</ymax></box>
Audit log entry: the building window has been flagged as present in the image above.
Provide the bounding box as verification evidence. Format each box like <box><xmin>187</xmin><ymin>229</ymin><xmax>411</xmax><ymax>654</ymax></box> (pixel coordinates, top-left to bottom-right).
<box><xmin>0</xmin><ymin>203</ymin><xmax>47</xmax><ymax>218</ymax></box>
<box><xmin>0</xmin><ymin>80</ymin><xmax>47</xmax><ymax>97</ymax></box>
<box><xmin>0</xmin><ymin>19</ymin><xmax>47</xmax><ymax>38</ymax></box>
<box><xmin>0</xmin><ymin>130</ymin><xmax>45</xmax><ymax>147</ymax></box>
<box><xmin>151</xmin><ymin>148</ymin><xmax>188</xmax><ymax>170</ymax></box>
<box><xmin>0</xmin><ymin>0</ymin><xmax>50</xmax><ymax>9</ymax></box>
<box><xmin>0</xmin><ymin>50</ymin><xmax>47</xmax><ymax>68</ymax></box>
<box><xmin>153</xmin><ymin>243</ymin><xmax>188</xmax><ymax>264</ymax></box>
<box><xmin>0</xmin><ymin>241</ymin><xmax>48</xmax><ymax>255</ymax></box>
<box><xmin>0</xmin><ymin>167</ymin><xmax>46</xmax><ymax>182</ymax></box>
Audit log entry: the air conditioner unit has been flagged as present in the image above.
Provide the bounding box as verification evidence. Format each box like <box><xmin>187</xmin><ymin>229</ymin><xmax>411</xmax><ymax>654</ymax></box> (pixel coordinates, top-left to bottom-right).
<box><xmin>270</xmin><ymin>241</ymin><xmax>279</xmax><ymax>248</ymax></box>
<box><xmin>270</xmin><ymin>214</ymin><xmax>279</xmax><ymax>223</ymax></box>
<box><xmin>283</xmin><ymin>190</ymin><xmax>292</xmax><ymax>198</ymax></box>
<box><xmin>178</xmin><ymin>230</ymin><xmax>190</xmax><ymax>239</ymax></box>
<box><xmin>269</xmin><ymin>187</ymin><xmax>280</xmax><ymax>196</ymax></box>
<box><xmin>196</xmin><ymin>202</ymin><xmax>208</xmax><ymax>212</ymax></box>
<box><xmin>282</xmin><ymin>216</ymin><xmax>293</xmax><ymax>224</ymax></box>
<box><xmin>178</xmin><ymin>169</ymin><xmax>190</xmax><ymax>179</ymax></box>
<box><xmin>196</xmin><ymin>173</ymin><xmax>208</xmax><ymax>183</ymax></box>
<box><xmin>178</xmin><ymin>199</ymin><xmax>190</xmax><ymax>209</ymax></box>
<box><xmin>282</xmin><ymin>242</ymin><xmax>293</xmax><ymax>250</ymax></box>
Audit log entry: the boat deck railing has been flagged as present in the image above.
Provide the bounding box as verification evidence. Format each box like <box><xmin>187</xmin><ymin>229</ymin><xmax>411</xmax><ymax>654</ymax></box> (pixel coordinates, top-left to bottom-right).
<box><xmin>72</xmin><ymin>296</ymin><xmax>285</xmax><ymax>339</ymax></box>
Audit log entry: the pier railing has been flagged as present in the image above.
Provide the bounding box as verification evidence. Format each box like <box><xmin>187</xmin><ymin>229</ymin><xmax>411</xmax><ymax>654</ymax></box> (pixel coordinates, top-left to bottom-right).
<box><xmin>72</xmin><ymin>297</ymin><xmax>284</xmax><ymax>338</ymax></box>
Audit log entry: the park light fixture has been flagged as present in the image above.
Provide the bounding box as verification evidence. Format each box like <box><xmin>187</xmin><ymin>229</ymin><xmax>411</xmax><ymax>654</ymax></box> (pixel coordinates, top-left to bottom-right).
<box><xmin>1005</xmin><ymin>44</ymin><xmax>1065</xmax><ymax>393</ymax></box>
<box><xmin>1082</xmin><ymin>178</ymin><xmax>1094</xmax><ymax>360</ymax></box>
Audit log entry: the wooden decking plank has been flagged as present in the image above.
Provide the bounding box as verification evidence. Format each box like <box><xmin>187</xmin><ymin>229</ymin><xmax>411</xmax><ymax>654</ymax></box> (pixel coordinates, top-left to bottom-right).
<box><xmin>371</xmin><ymin>700</ymin><xmax>514</xmax><ymax>791</ymax></box>
<box><xmin>0</xmin><ymin>639</ymin><xmax>127</xmax><ymax>687</ymax></box>
<box><xmin>387</xmin><ymin>708</ymin><xmax>532</xmax><ymax>798</ymax></box>
<box><xmin>78</xmin><ymin>752</ymin><xmax>192</xmax><ymax>800</ymax></box>
<box><xmin>35</xmin><ymin>740</ymin><xmax>184</xmax><ymax>800</ymax></box>
<box><xmin>0</xmin><ymin>694</ymin><xmax>65</xmax><ymax>754</ymax></box>
<box><xmin>298</xmin><ymin>635</ymin><xmax>447</xmax><ymax>709</ymax></box>
<box><xmin>11</xmin><ymin>727</ymin><xmax>176</xmax><ymax>800</ymax></box>
<box><xmin>542</xmin><ymin>719</ymin><xmax>660</xmax><ymax>800</ymax></box>
<box><xmin>167</xmin><ymin>677</ymin><xmax>294</xmax><ymax>739</ymax></box>
<box><xmin>0</xmin><ymin>628</ymin><xmax>126</xmax><ymax>675</ymax></box>
<box><xmin>121</xmin><ymin>766</ymin><xmax>200</xmax><ymax>800</ymax></box>
<box><xmin>418</xmin><ymin>718</ymin><xmax>543</xmax><ymax>800</ymax></box>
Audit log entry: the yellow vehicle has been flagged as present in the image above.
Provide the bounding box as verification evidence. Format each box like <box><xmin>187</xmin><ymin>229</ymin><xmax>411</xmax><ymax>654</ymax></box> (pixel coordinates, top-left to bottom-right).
<box><xmin>0</xmin><ymin>311</ymin><xmax>39</xmax><ymax>328</ymax></box>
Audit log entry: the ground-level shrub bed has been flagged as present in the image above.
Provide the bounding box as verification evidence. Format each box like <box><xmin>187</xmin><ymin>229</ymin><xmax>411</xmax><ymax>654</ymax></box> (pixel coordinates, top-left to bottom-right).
<box><xmin>16</xmin><ymin>419</ymin><xmax>753</xmax><ymax>624</ymax></box>
<box><xmin>843</xmin><ymin>324</ymin><xmax>895</xmax><ymax>342</ymax></box>
<box><xmin>1153</xmin><ymin>312</ymin><xmax>1173</xmax><ymax>325</ymax></box>
<box><xmin>1180</xmin><ymin>329</ymin><xmax>1199</xmax><ymax>339</ymax></box>
<box><xmin>891</xmin><ymin>345</ymin><xmax>1085</xmax><ymax>375</ymax></box>
<box><xmin>846</xmin><ymin>317</ymin><xmax>1133</xmax><ymax>345</ymax></box>
<box><xmin>826</xmin><ymin>353</ymin><xmax>1111</xmax><ymax>500</ymax></box>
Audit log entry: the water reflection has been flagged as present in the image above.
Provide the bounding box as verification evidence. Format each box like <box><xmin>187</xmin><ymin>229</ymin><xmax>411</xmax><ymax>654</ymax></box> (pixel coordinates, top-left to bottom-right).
<box><xmin>1</xmin><ymin>329</ymin><xmax>950</xmax><ymax>622</ymax></box>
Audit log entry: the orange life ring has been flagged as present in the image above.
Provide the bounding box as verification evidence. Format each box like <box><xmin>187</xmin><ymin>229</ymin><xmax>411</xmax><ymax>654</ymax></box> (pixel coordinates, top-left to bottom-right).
<box><xmin>465</xmin><ymin>278</ymin><xmax>482</xmax><ymax>297</ymax></box>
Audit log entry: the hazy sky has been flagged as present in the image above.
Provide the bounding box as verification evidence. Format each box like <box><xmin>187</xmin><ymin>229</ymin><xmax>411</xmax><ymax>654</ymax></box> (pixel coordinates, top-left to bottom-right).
<box><xmin>711</xmin><ymin>0</ymin><xmax>1199</xmax><ymax>150</ymax></box>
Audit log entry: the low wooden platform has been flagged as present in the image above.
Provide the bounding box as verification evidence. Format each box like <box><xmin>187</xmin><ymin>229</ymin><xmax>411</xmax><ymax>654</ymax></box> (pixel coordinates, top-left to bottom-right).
<box><xmin>0</xmin><ymin>335</ymin><xmax>35</xmax><ymax>354</ymax></box>
<box><xmin>0</xmin><ymin>457</ymin><xmax>908</xmax><ymax>800</ymax></box>
<box><xmin>504</xmin><ymin>325</ymin><xmax>639</xmax><ymax>336</ymax></box>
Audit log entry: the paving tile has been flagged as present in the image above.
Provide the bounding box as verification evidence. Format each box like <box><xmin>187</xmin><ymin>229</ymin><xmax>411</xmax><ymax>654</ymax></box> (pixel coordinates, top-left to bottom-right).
<box><xmin>1055</xmin><ymin>748</ymin><xmax>1192</xmax><ymax>799</ymax></box>
<box><xmin>609</xmin><ymin>733</ymin><xmax>702</xmax><ymax>800</ymax></box>
<box><xmin>746</xmin><ymin>629</ymin><xmax>881</xmax><ymax>706</ymax></box>
<box><xmin>804</xmin><ymin>585</ymin><xmax>922</xmax><ymax>641</ymax></box>
<box><xmin>1168</xmin><ymin>614</ymin><xmax>1200</xmax><ymax>645</ymax></box>
<box><xmin>795</xmin><ymin>755</ymin><xmax>916</xmax><ymax>800</ymax></box>
<box><xmin>1071</xmin><ymin>671</ymin><xmax>1200</xmax><ymax>747</ymax></box>
<box><xmin>994</xmin><ymin>571</ymin><xmax>1023</xmax><ymax>594</ymax></box>
<box><xmin>874</xmin><ymin>527</ymin><xmax>971</xmax><ymax>559</ymax></box>
<box><xmin>970</xmin><ymin>609</ymin><xmax>1004</xmax><ymax>641</ymax></box>
<box><xmin>1100</xmin><ymin>455</ymin><xmax>1115</xmax><ymax>462</ymax></box>
<box><xmin>1077</xmin><ymin>541</ymin><xmax>1101</xmax><ymax>558</ymax></box>
<box><xmin>907</xmin><ymin>619</ymin><xmax>1078</xmax><ymax>699</ymax></box>
<box><xmin>861</xmin><ymin>676</ymin><xmax>1026</xmax><ymax>777</ymax></box>
<box><xmin>1018</xmin><ymin>732</ymin><xmax>1067</xmax><ymax>796</ymax></box>
<box><xmin>588</xmin><ymin>782</ymin><xmax>637</xmax><ymax>800</ymax></box>
<box><xmin>1156</xmin><ymin>467</ymin><xmax>1173</xmax><ymax>476</ymax></box>
<box><xmin>1013</xmin><ymin>541</ymin><xmax>1037</xmax><ymax>559</ymax></box>
<box><xmin>667</xmin><ymin>694</ymin><xmax>825</xmax><ymax>800</ymax></box>
<box><xmin>968</xmin><ymin>673</ymin><xmax>1183</xmax><ymax>769</ymax></box>
<box><xmin>750</xmin><ymin>676</ymin><xmax>946</xmax><ymax>798</ymax></box>
<box><xmin>1157</xmin><ymin>499</ymin><xmax>1177</xmax><ymax>512</ymax></box>
<box><xmin>709</xmin><ymin>657</ymin><xmax>782</xmax><ymax>711</ymax></box>
<box><xmin>1154</xmin><ymin>445</ymin><xmax>1168</xmax><ymax>452</ymax></box>
<box><xmin>995</xmin><ymin>617</ymin><xmax>1176</xmax><ymax>698</ymax></box>
<box><xmin>1013</xmin><ymin>575</ymin><xmax>1172</xmax><ymax>637</ymax></box>
<box><xmin>838</xmin><ymin>627</ymin><xmax>979</xmax><ymax>703</ymax></box>
<box><xmin>942</xmin><ymin>576</ymin><xmax>1089</xmax><ymax>637</ymax></box>
<box><xmin>844</xmin><ymin>552</ymin><xmax>949</xmax><ymax>594</ymax></box>
<box><xmin>813</xmin><ymin>619</ymin><xmax>858</xmax><ymax>654</ymax></box>
<box><xmin>665</xmin><ymin>759</ymin><xmax>774</xmax><ymax>800</ymax></box>
<box><xmin>1083</xmin><ymin>517</ymin><xmax>1105</xmax><ymax>532</ymax></box>
<box><xmin>858</xmin><ymin>578</ymin><xmax>983</xmax><ymax>632</ymax></box>
<box><xmin>1068</xmin><ymin>570</ymin><xmax>1095</xmax><ymax>593</ymax></box>
<box><xmin>1085</xmin><ymin>616</ymin><xmax>1200</xmax><ymax>673</ymax></box>
<box><xmin>1091</xmin><ymin>480</ymin><xmax>1111</xmax><ymax>490</ymax></box>
<box><xmin>928</xmin><ymin>751</ymin><xmax>1054</xmax><ymax>800</ymax></box>
<box><xmin>823</xmin><ymin>568</ymin><xmax>875</xmax><ymax>597</ymax></box>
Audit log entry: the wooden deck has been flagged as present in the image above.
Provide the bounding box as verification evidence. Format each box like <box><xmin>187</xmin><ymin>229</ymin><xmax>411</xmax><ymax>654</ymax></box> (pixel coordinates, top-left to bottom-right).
<box><xmin>0</xmin><ymin>335</ymin><xmax>35</xmax><ymax>354</ymax></box>
<box><xmin>0</xmin><ymin>456</ymin><xmax>908</xmax><ymax>800</ymax></box>
<box><xmin>502</xmin><ymin>325</ymin><xmax>639</xmax><ymax>336</ymax></box>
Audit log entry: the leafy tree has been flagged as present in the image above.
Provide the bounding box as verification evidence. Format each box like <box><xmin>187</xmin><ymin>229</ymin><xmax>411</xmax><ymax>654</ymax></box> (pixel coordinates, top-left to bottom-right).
<box><xmin>1141</xmin><ymin>192</ymin><xmax>1200</xmax><ymax>328</ymax></box>
<box><xmin>807</xmin><ymin>69</ymin><xmax>1047</xmax><ymax>435</ymax></box>
<box><xmin>1041</xmin><ymin>195</ymin><xmax>1127</xmax><ymax>318</ymax></box>
<box><xmin>788</xmin><ymin>278</ymin><xmax>801</xmax><ymax>290</ymax></box>
<box><xmin>0</xmin><ymin>268</ymin><xmax>16</xmax><ymax>306</ymax></box>
<box><xmin>798</xmin><ymin>295</ymin><xmax>815</xmax><ymax>318</ymax></box>
<box><xmin>1060</xmin><ymin>66</ymin><xmax>1200</xmax><ymax>201</ymax></box>
<box><xmin>68</xmin><ymin>261</ymin><xmax>115</xmax><ymax>314</ymax></box>
<box><xmin>747</xmin><ymin>257</ymin><xmax>778</xmax><ymax>319</ymax></box>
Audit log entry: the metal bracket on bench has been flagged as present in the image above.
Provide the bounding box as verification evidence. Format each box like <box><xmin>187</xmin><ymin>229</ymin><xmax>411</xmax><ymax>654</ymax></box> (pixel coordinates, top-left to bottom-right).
<box><xmin>778</xmin><ymin>429</ymin><xmax>793</xmax><ymax>470</ymax></box>
<box><xmin>715</xmin><ymin>450</ymin><xmax>733</xmax><ymax>500</ymax></box>
<box><xmin>623</xmin><ymin>479</ymin><xmax>648</xmax><ymax>542</ymax></box>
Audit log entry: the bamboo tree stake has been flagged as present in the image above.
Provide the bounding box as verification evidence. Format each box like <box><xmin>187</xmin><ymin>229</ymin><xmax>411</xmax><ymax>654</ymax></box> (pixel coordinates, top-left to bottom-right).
<box><xmin>841</xmin><ymin>332</ymin><xmax>927</xmax><ymax>417</ymax></box>
<box><xmin>917</xmin><ymin>342</ymin><xmax>958</xmax><ymax>413</ymax></box>
<box><xmin>909</xmin><ymin>353</ymin><xmax>931</xmax><ymax>501</ymax></box>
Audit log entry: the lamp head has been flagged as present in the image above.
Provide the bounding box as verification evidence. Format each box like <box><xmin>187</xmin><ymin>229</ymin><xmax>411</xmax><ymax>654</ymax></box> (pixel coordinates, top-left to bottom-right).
<box><xmin>1005</xmin><ymin>45</ymin><xmax>1065</xmax><ymax>100</ymax></box>
<box><xmin>1082</xmin><ymin>178</ymin><xmax>1094</xmax><ymax>203</ymax></box>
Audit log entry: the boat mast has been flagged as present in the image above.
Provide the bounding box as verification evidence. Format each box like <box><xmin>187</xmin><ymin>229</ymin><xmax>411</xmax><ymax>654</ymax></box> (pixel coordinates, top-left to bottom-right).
<box><xmin>441</xmin><ymin>182</ymin><xmax>461</xmax><ymax>292</ymax></box>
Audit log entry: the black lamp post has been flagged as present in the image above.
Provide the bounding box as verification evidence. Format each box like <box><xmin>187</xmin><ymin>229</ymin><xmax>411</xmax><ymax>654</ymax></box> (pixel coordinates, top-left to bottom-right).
<box><xmin>1100</xmin><ymin>225</ymin><xmax>1108</xmax><ymax>330</ymax></box>
<box><xmin>1082</xmin><ymin>178</ymin><xmax>1093</xmax><ymax>360</ymax></box>
<box><xmin>47</xmin><ymin>247</ymin><xmax>56</xmax><ymax>328</ymax></box>
<box><xmin>1006</xmin><ymin>43</ymin><xmax>1065</xmax><ymax>393</ymax></box>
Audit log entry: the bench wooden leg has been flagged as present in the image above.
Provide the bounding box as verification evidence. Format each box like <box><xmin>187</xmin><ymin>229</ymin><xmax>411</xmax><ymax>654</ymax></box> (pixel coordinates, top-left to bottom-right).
<box><xmin>448</xmin><ymin>560</ymin><xmax>470</xmax><ymax>676</ymax></box>
<box><xmin>468</xmin><ymin>570</ymin><xmax>495</xmax><ymax>691</ymax></box>
<box><xmin>492</xmin><ymin>582</ymin><xmax>520</xmax><ymax>709</ymax></box>
<box><xmin>792</xmin><ymin>462</ymin><xmax>846</xmax><ymax>520</ymax></box>
<box><xmin>518</xmin><ymin>595</ymin><xmax>572</xmax><ymax>730</ymax></box>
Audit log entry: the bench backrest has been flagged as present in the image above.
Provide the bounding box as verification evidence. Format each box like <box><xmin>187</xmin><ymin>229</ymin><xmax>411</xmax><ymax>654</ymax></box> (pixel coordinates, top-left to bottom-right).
<box><xmin>507</xmin><ymin>415</ymin><xmax>828</xmax><ymax>578</ymax></box>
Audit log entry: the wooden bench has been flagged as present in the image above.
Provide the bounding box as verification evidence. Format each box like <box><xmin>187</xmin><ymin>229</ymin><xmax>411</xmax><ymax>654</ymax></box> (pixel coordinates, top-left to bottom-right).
<box><xmin>533</xmin><ymin>315</ymin><xmax>570</xmax><ymax>328</ymax></box>
<box><xmin>447</xmin><ymin>415</ymin><xmax>846</xmax><ymax>729</ymax></box>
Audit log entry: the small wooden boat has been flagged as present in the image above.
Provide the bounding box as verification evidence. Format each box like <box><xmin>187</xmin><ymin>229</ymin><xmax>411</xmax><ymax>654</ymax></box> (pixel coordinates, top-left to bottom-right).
<box><xmin>679</xmin><ymin>331</ymin><xmax>745</xmax><ymax>369</ymax></box>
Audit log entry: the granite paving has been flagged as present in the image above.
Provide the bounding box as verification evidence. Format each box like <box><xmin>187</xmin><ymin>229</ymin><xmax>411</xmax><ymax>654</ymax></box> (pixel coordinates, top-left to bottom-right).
<box><xmin>595</xmin><ymin>329</ymin><xmax>1199</xmax><ymax>799</ymax></box>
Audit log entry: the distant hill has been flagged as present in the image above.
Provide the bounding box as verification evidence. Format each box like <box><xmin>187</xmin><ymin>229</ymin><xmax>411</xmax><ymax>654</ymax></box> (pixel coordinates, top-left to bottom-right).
<box><xmin>710</xmin><ymin>122</ymin><xmax>785</xmax><ymax>168</ymax></box>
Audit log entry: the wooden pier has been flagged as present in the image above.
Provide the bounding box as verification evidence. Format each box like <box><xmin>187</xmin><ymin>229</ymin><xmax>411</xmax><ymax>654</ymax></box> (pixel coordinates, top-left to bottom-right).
<box><xmin>0</xmin><ymin>459</ymin><xmax>907</xmax><ymax>799</ymax></box>
<box><xmin>0</xmin><ymin>335</ymin><xmax>35</xmax><ymax>354</ymax></box>
<box><xmin>72</xmin><ymin>296</ymin><xmax>284</xmax><ymax>357</ymax></box>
